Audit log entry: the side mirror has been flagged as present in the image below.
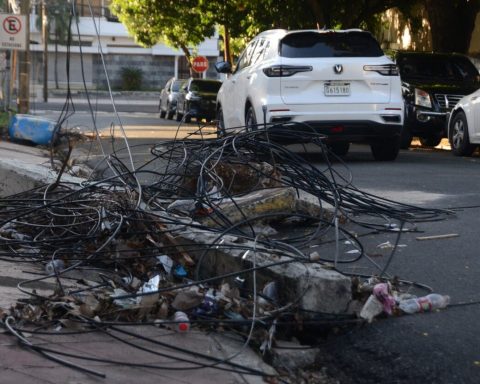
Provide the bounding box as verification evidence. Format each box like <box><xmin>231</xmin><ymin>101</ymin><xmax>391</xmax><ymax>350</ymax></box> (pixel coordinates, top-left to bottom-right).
<box><xmin>215</xmin><ymin>61</ymin><xmax>232</xmax><ymax>74</ymax></box>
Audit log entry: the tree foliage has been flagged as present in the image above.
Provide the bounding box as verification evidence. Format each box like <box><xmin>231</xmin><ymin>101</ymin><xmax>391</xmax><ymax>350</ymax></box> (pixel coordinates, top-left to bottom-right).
<box><xmin>110</xmin><ymin>0</ymin><xmax>215</xmax><ymax>71</ymax></box>
<box><xmin>110</xmin><ymin>0</ymin><xmax>480</xmax><ymax>65</ymax></box>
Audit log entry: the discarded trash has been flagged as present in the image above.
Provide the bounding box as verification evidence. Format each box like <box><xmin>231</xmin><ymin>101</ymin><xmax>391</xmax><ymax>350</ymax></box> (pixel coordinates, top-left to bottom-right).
<box><xmin>359</xmin><ymin>294</ymin><xmax>384</xmax><ymax>322</ymax></box>
<box><xmin>173</xmin><ymin>311</ymin><xmax>190</xmax><ymax>332</ymax></box>
<box><xmin>45</xmin><ymin>259</ymin><xmax>65</xmax><ymax>274</ymax></box>
<box><xmin>416</xmin><ymin>233</ymin><xmax>459</xmax><ymax>241</ymax></box>
<box><xmin>398</xmin><ymin>293</ymin><xmax>450</xmax><ymax>314</ymax></box>
<box><xmin>372</xmin><ymin>283</ymin><xmax>396</xmax><ymax>315</ymax></box>
<box><xmin>112</xmin><ymin>289</ymin><xmax>137</xmax><ymax>309</ymax></box>
<box><xmin>346</xmin><ymin>249</ymin><xmax>361</xmax><ymax>254</ymax></box>
<box><xmin>171</xmin><ymin>286</ymin><xmax>204</xmax><ymax>311</ymax></box>
<box><xmin>173</xmin><ymin>264</ymin><xmax>188</xmax><ymax>278</ymax></box>
<box><xmin>262</xmin><ymin>282</ymin><xmax>278</xmax><ymax>303</ymax></box>
<box><xmin>377</xmin><ymin>241</ymin><xmax>407</xmax><ymax>249</ymax></box>
<box><xmin>8</xmin><ymin>114</ymin><xmax>58</xmax><ymax>145</ymax></box>
<box><xmin>192</xmin><ymin>291</ymin><xmax>218</xmax><ymax>317</ymax></box>
<box><xmin>157</xmin><ymin>255</ymin><xmax>173</xmax><ymax>275</ymax></box>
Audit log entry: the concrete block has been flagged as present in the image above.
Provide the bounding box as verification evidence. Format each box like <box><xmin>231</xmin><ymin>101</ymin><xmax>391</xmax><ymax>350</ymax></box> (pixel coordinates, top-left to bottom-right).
<box><xmin>201</xmin><ymin>187</ymin><xmax>297</xmax><ymax>227</ymax></box>
<box><xmin>271</xmin><ymin>340</ymin><xmax>320</xmax><ymax>372</ymax></box>
<box><xmin>158</xmin><ymin>212</ymin><xmax>352</xmax><ymax>314</ymax></box>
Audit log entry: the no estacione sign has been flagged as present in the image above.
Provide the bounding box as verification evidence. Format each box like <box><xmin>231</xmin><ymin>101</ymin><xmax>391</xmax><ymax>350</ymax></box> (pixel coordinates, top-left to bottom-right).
<box><xmin>0</xmin><ymin>13</ymin><xmax>27</xmax><ymax>51</ymax></box>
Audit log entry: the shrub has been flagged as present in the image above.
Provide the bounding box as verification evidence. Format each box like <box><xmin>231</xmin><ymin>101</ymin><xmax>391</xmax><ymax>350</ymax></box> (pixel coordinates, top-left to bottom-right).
<box><xmin>120</xmin><ymin>67</ymin><xmax>143</xmax><ymax>90</ymax></box>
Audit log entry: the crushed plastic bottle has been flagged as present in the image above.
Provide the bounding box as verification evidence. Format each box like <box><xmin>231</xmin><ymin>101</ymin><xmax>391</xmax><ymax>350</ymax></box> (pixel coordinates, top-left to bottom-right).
<box><xmin>398</xmin><ymin>294</ymin><xmax>450</xmax><ymax>314</ymax></box>
<box><xmin>45</xmin><ymin>259</ymin><xmax>65</xmax><ymax>274</ymax></box>
<box><xmin>173</xmin><ymin>311</ymin><xmax>190</xmax><ymax>332</ymax></box>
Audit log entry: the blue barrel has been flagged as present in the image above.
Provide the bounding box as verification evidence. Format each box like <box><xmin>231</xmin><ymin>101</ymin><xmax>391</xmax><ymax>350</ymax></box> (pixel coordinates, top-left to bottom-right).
<box><xmin>8</xmin><ymin>114</ymin><xmax>57</xmax><ymax>146</ymax></box>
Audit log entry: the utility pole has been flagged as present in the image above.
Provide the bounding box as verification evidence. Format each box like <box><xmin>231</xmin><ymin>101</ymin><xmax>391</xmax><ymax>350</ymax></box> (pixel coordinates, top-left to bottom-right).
<box><xmin>18</xmin><ymin>0</ymin><xmax>30</xmax><ymax>113</ymax></box>
<box><xmin>42</xmin><ymin>0</ymin><xmax>48</xmax><ymax>102</ymax></box>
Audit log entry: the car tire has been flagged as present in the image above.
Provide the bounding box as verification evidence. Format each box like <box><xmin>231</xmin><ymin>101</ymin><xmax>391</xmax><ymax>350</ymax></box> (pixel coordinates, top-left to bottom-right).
<box><xmin>166</xmin><ymin>103</ymin><xmax>174</xmax><ymax>119</ymax></box>
<box><xmin>449</xmin><ymin>111</ymin><xmax>476</xmax><ymax>156</ymax></box>
<box><xmin>399</xmin><ymin>125</ymin><xmax>412</xmax><ymax>149</ymax></box>
<box><xmin>245</xmin><ymin>105</ymin><xmax>257</xmax><ymax>131</ymax></box>
<box><xmin>370</xmin><ymin>138</ymin><xmax>401</xmax><ymax>161</ymax></box>
<box><xmin>217</xmin><ymin>106</ymin><xmax>226</xmax><ymax>137</ymax></box>
<box><xmin>328</xmin><ymin>141</ymin><xmax>350</xmax><ymax>156</ymax></box>
<box><xmin>175</xmin><ymin>107</ymin><xmax>182</xmax><ymax>122</ymax></box>
<box><xmin>419</xmin><ymin>135</ymin><xmax>442</xmax><ymax>147</ymax></box>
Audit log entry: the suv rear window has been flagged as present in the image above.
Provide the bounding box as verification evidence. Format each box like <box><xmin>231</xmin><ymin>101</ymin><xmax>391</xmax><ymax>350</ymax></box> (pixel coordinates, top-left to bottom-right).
<box><xmin>280</xmin><ymin>31</ymin><xmax>384</xmax><ymax>58</ymax></box>
<box><xmin>398</xmin><ymin>55</ymin><xmax>479</xmax><ymax>82</ymax></box>
<box><xmin>190</xmin><ymin>80</ymin><xmax>222</xmax><ymax>93</ymax></box>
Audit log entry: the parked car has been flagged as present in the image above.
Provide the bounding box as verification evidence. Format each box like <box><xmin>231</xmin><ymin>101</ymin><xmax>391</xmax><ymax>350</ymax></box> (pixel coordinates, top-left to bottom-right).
<box><xmin>215</xmin><ymin>29</ymin><xmax>404</xmax><ymax>161</ymax></box>
<box><xmin>159</xmin><ymin>77</ymin><xmax>187</xmax><ymax>119</ymax></box>
<box><xmin>396</xmin><ymin>51</ymin><xmax>480</xmax><ymax>148</ymax></box>
<box><xmin>175</xmin><ymin>78</ymin><xmax>222</xmax><ymax>123</ymax></box>
<box><xmin>448</xmin><ymin>88</ymin><xmax>480</xmax><ymax>156</ymax></box>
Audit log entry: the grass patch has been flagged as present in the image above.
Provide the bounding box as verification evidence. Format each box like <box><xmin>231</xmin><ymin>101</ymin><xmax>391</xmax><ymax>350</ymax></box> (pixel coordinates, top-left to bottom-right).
<box><xmin>0</xmin><ymin>111</ymin><xmax>10</xmax><ymax>129</ymax></box>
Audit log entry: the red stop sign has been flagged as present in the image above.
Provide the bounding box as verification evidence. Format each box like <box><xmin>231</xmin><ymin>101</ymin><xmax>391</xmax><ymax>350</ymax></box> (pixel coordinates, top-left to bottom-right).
<box><xmin>192</xmin><ymin>56</ymin><xmax>209</xmax><ymax>73</ymax></box>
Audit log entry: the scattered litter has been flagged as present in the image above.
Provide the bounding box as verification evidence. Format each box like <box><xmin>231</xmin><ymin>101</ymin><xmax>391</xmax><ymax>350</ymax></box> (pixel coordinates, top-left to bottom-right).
<box><xmin>346</xmin><ymin>249</ymin><xmax>361</xmax><ymax>254</ymax></box>
<box><xmin>45</xmin><ymin>259</ymin><xmax>65</xmax><ymax>275</ymax></box>
<box><xmin>157</xmin><ymin>255</ymin><xmax>174</xmax><ymax>274</ymax></box>
<box><xmin>0</xmin><ymin>125</ymin><xmax>454</xmax><ymax>378</ymax></box>
<box><xmin>416</xmin><ymin>233</ymin><xmax>459</xmax><ymax>241</ymax></box>
<box><xmin>359</xmin><ymin>294</ymin><xmax>384</xmax><ymax>322</ymax></box>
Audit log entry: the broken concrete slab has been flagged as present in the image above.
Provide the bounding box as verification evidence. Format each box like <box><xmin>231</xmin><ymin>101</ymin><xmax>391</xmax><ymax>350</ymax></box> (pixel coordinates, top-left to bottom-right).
<box><xmin>0</xmin><ymin>141</ymin><xmax>84</xmax><ymax>197</ymax></box>
<box><xmin>200</xmin><ymin>187</ymin><xmax>297</xmax><ymax>227</ymax></box>
<box><xmin>271</xmin><ymin>340</ymin><xmax>320</xmax><ymax>372</ymax></box>
<box><xmin>157</xmin><ymin>212</ymin><xmax>352</xmax><ymax>314</ymax></box>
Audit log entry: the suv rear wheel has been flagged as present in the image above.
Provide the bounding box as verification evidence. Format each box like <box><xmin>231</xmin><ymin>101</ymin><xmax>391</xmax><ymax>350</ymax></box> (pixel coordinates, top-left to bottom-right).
<box><xmin>370</xmin><ymin>138</ymin><xmax>401</xmax><ymax>161</ymax></box>
<box><xmin>328</xmin><ymin>142</ymin><xmax>350</xmax><ymax>157</ymax></box>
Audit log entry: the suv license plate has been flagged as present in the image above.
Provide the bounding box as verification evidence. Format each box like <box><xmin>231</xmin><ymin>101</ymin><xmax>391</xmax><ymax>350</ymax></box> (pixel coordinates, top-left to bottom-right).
<box><xmin>324</xmin><ymin>83</ymin><xmax>350</xmax><ymax>96</ymax></box>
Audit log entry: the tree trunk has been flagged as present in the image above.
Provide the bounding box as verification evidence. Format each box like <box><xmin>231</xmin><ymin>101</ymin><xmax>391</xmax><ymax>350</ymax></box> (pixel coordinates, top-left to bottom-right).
<box><xmin>306</xmin><ymin>0</ymin><xmax>325</xmax><ymax>28</ymax></box>
<box><xmin>223</xmin><ymin>24</ymin><xmax>232</xmax><ymax>65</ymax></box>
<box><xmin>180</xmin><ymin>44</ymin><xmax>194</xmax><ymax>77</ymax></box>
<box><xmin>425</xmin><ymin>0</ymin><xmax>480</xmax><ymax>54</ymax></box>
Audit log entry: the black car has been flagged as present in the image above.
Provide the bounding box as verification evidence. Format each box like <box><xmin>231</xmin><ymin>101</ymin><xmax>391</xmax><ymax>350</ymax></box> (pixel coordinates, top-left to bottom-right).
<box><xmin>396</xmin><ymin>51</ymin><xmax>480</xmax><ymax>148</ymax></box>
<box><xmin>159</xmin><ymin>77</ymin><xmax>187</xmax><ymax>119</ymax></box>
<box><xmin>175</xmin><ymin>78</ymin><xmax>222</xmax><ymax>123</ymax></box>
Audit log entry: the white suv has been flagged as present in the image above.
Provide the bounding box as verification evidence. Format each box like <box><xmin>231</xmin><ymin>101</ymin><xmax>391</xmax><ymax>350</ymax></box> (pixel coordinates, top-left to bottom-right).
<box><xmin>215</xmin><ymin>29</ymin><xmax>404</xmax><ymax>160</ymax></box>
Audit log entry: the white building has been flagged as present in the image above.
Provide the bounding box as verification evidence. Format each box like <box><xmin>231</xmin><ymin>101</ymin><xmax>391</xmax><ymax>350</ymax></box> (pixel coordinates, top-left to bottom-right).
<box><xmin>28</xmin><ymin>0</ymin><xmax>220</xmax><ymax>90</ymax></box>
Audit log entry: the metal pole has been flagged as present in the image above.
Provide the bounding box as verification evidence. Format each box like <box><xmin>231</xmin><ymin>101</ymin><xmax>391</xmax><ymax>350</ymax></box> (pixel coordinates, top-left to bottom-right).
<box><xmin>4</xmin><ymin>51</ymin><xmax>11</xmax><ymax>112</ymax></box>
<box><xmin>18</xmin><ymin>0</ymin><xmax>30</xmax><ymax>113</ymax></box>
<box><xmin>42</xmin><ymin>0</ymin><xmax>48</xmax><ymax>102</ymax></box>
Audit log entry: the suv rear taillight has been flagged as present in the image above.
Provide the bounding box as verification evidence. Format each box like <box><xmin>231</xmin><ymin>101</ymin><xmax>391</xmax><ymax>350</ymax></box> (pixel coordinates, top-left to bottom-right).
<box><xmin>263</xmin><ymin>65</ymin><xmax>312</xmax><ymax>77</ymax></box>
<box><xmin>363</xmin><ymin>64</ymin><xmax>399</xmax><ymax>76</ymax></box>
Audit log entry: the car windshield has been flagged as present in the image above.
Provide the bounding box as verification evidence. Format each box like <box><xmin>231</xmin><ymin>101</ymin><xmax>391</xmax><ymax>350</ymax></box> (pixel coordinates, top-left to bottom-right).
<box><xmin>172</xmin><ymin>80</ymin><xmax>184</xmax><ymax>92</ymax></box>
<box><xmin>398</xmin><ymin>55</ymin><xmax>479</xmax><ymax>81</ymax></box>
<box><xmin>280</xmin><ymin>31</ymin><xmax>384</xmax><ymax>58</ymax></box>
<box><xmin>189</xmin><ymin>80</ymin><xmax>222</xmax><ymax>93</ymax></box>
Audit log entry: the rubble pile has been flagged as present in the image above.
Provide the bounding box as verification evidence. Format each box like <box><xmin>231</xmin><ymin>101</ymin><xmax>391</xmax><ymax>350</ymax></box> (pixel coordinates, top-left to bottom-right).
<box><xmin>0</xmin><ymin>128</ymin><xmax>453</xmax><ymax>378</ymax></box>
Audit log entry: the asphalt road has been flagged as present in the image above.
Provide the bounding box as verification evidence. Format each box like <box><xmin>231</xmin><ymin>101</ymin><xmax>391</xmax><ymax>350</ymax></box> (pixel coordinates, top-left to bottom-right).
<box><xmin>37</xmin><ymin>109</ymin><xmax>480</xmax><ymax>383</ymax></box>
<box><xmin>310</xmin><ymin>146</ymin><xmax>480</xmax><ymax>384</ymax></box>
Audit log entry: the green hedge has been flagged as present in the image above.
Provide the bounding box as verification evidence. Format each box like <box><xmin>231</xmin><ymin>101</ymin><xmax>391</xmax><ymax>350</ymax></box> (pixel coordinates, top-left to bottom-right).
<box><xmin>120</xmin><ymin>67</ymin><xmax>144</xmax><ymax>91</ymax></box>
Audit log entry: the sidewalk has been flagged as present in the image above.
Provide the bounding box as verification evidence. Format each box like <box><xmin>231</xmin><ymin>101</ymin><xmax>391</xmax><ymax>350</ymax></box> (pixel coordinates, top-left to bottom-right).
<box><xmin>0</xmin><ymin>140</ymin><xmax>277</xmax><ymax>384</ymax></box>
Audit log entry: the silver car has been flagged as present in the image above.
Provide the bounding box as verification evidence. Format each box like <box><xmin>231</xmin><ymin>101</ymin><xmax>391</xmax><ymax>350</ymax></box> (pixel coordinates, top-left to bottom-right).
<box><xmin>159</xmin><ymin>77</ymin><xmax>187</xmax><ymax>119</ymax></box>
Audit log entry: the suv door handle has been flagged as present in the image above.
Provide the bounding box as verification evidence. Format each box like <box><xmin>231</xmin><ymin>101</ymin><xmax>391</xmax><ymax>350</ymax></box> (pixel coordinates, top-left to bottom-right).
<box><xmin>471</xmin><ymin>96</ymin><xmax>478</xmax><ymax>101</ymax></box>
